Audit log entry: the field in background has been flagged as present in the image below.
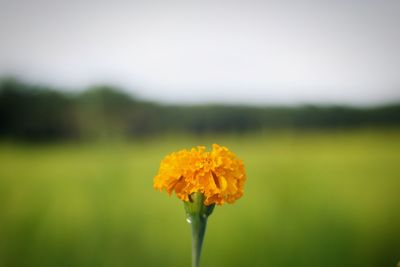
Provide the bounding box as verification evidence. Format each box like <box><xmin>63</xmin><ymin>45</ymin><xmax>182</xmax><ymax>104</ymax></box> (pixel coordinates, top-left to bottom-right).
<box><xmin>0</xmin><ymin>129</ymin><xmax>399</xmax><ymax>267</ymax></box>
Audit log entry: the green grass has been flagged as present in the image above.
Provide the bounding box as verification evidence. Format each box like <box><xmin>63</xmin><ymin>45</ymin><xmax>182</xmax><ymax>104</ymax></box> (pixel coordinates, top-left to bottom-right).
<box><xmin>0</xmin><ymin>129</ymin><xmax>399</xmax><ymax>267</ymax></box>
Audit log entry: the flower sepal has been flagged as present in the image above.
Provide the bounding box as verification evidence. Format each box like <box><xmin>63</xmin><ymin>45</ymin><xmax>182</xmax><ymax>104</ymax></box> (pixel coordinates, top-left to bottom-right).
<box><xmin>184</xmin><ymin>192</ymin><xmax>215</xmax><ymax>221</ymax></box>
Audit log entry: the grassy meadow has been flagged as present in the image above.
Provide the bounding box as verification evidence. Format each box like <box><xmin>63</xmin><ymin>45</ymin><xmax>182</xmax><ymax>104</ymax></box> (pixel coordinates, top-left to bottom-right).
<box><xmin>0</xmin><ymin>129</ymin><xmax>399</xmax><ymax>267</ymax></box>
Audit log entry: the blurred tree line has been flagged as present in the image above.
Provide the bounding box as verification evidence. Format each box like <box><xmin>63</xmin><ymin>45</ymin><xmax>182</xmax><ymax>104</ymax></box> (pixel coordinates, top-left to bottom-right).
<box><xmin>0</xmin><ymin>78</ymin><xmax>399</xmax><ymax>141</ymax></box>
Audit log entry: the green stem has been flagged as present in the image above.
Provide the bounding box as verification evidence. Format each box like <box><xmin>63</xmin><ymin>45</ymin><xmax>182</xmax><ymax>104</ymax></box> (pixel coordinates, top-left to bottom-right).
<box><xmin>184</xmin><ymin>193</ymin><xmax>215</xmax><ymax>267</ymax></box>
<box><xmin>190</xmin><ymin>212</ymin><xmax>207</xmax><ymax>267</ymax></box>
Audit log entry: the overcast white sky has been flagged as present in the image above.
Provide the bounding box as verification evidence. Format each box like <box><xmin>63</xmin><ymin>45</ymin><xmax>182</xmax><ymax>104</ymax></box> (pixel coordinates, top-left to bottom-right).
<box><xmin>0</xmin><ymin>0</ymin><xmax>399</xmax><ymax>105</ymax></box>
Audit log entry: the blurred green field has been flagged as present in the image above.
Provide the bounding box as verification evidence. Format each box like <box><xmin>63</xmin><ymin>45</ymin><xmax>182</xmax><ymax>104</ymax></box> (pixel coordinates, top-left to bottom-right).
<box><xmin>0</xmin><ymin>129</ymin><xmax>399</xmax><ymax>267</ymax></box>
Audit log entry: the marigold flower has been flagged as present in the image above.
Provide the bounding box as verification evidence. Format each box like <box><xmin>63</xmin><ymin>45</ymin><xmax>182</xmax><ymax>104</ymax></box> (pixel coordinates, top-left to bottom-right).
<box><xmin>154</xmin><ymin>144</ymin><xmax>246</xmax><ymax>205</ymax></box>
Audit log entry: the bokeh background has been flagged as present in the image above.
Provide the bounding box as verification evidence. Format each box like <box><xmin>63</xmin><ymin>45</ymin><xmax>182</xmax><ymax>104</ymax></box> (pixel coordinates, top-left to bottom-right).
<box><xmin>1</xmin><ymin>1</ymin><xmax>400</xmax><ymax>267</ymax></box>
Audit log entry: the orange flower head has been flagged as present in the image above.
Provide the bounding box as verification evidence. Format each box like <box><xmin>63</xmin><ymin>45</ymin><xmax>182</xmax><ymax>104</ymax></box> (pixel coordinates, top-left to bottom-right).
<box><xmin>154</xmin><ymin>144</ymin><xmax>246</xmax><ymax>205</ymax></box>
